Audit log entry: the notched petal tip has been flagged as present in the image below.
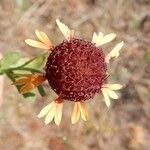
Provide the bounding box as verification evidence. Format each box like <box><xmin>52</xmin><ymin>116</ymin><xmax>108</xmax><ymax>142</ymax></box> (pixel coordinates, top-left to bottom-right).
<box><xmin>71</xmin><ymin>102</ymin><xmax>80</xmax><ymax>124</ymax></box>
<box><xmin>102</xmin><ymin>83</ymin><xmax>123</xmax><ymax>107</ymax></box>
<box><xmin>38</xmin><ymin>98</ymin><xmax>64</xmax><ymax>126</ymax></box>
<box><xmin>45</xmin><ymin>107</ymin><xmax>56</xmax><ymax>125</ymax></box>
<box><xmin>92</xmin><ymin>32</ymin><xmax>116</xmax><ymax>47</ymax></box>
<box><xmin>99</xmin><ymin>33</ymin><xmax>116</xmax><ymax>46</ymax></box>
<box><xmin>106</xmin><ymin>89</ymin><xmax>119</xmax><ymax>99</ymax></box>
<box><xmin>106</xmin><ymin>41</ymin><xmax>124</xmax><ymax>63</ymax></box>
<box><xmin>71</xmin><ymin>102</ymin><xmax>88</xmax><ymax>124</ymax></box>
<box><xmin>54</xmin><ymin>102</ymin><xmax>63</xmax><ymax>126</ymax></box>
<box><xmin>92</xmin><ymin>32</ymin><xmax>103</xmax><ymax>46</ymax></box>
<box><xmin>102</xmin><ymin>89</ymin><xmax>111</xmax><ymax>107</ymax></box>
<box><xmin>25</xmin><ymin>39</ymin><xmax>50</xmax><ymax>49</ymax></box>
<box><xmin>38</xmin><ymin>102</ymin><xmax>55</xmax><ymax>118</ymax></box>
<box><xmin>105</xmin><ymin>84</ymin><xmax>123</xmax><ymax>90</ymax></box>
<box><xmin>79</xmin><ymin>102</ymin><xmax>88</xmax><ymax>121</ymax></box>
<box><xmin>35</xmin><ymin>30</ymin><xmax>52</xmax><ymax>47</ymax></box>
<box><xmin>56</xmin><ymin>19</ymin><xmax>74</xmax><ymax>40</ymax></box>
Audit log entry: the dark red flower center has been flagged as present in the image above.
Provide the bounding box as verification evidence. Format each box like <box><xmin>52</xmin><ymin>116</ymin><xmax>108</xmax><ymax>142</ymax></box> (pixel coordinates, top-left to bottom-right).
<box><xmin>45</xmin><ymin>38</ymin><xmax>107</xmax><ymax>101</ymax></box>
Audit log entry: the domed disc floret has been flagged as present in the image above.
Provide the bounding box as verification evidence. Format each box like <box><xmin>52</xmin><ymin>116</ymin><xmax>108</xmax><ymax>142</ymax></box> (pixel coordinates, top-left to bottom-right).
<box><xmin>45</xmin><ymin>38</ymin><xmax>107</xmax><ymax>101</ymax></box>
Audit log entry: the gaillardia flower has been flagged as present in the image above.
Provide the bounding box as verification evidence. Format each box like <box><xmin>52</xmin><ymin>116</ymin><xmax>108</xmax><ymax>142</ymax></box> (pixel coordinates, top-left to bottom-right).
<box><xmin>16</xmin><ymin>19</ymin><xmax>124</xmax><ymax>126</ymax></box>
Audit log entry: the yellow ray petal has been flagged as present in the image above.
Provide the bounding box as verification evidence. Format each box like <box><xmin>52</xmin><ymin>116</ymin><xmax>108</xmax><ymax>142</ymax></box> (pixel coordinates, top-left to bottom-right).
<box><xmin>102</xmin><ymin>89</ymin><xmax>111</xmax><ymax>107</ymax></box>
<box><xmin>92</xmin><ymin>32</ymin><xmax>103</xmax><ymax>46</ymax></box>
<box><xmin>104</xmin><ymin>84</ymin><xmax>123</xmax><ymax>90</ymax></box>
<box><xmin>56</xmin><ymin>19</ymin><xmax>74</xmax><ymax>40</ymax></box>
<box><xmin>92</xmin><ymin>32</ymin><xmax>116</xmax><ymax>47</ymax></box>
<box><xmin>25</xmin><ymin>39</ymin><xmax>50</xmax><ymax>49</ymax></box>
<box><xmin>38</xmin><ymin>101</ymin><xmax>55</xmax><ymax>118</ymax></box>
<box><xmin>78</xmin><ymin>102</ymin><xmax>88</xmax><ymax>121</ymax></box>
<box><xmin>35</xmin><ymin>30</ymin><xmax>52</xmax><ymax>47</ymax></box>
<box><xmin>71</xmin><ymin>102</ymin><xmax>80</xmax><ymax>124</ymax></box>
<box><xmin>20</xmin><ymin>83</ymin><xmax>35</xmax><ymax>94</ymax></box>
<box><xmin>105</xmin><ymin>89</ymin><xmax>119</xmax><ymax>99</ymax></box>
<box><xmin>70</xmin><ymin>30</ymin><xmax>75</xmax><ymax>39</ymax></box>
<box><xmin>45</xmin><ymin>107</ymin><xmax>56</xmax><ymax>125</ymax></box>
<box><xmin>106</xmin><ymin>41</ymin><xmax>124</xmax><ymax>63</ymax></box>
<box><xmin>54</xmin><ymin>102</ymin><xmax>63</xmax><ymax>126</ymax></box>
<box><xmin>98</xmin><ymin>33</ymin><xmax>116</xmax><ymax>46</ymax></box>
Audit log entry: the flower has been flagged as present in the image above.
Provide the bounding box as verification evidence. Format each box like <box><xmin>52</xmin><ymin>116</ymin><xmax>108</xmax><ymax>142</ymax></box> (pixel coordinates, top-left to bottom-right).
<box><xmin>16</xmin><ymin>19</ymin><xmax>124</xmax><ymax>126</ymax></box>
<box><xmin>14</xmin><ymin>74</ymin><xmax>46</xmax><ymax>94</ymax></box>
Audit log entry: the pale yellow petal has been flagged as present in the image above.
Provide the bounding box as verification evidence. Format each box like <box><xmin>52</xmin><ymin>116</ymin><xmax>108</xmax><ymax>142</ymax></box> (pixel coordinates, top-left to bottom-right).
<box><xmin>38</xmin><ymin>101</ymin><xmax>55</xmax><ymax>118</ymax></box>
<box><xmin>25</xmin><ymin>39</ymin><xmax>50</xmax><ymax>49</ymax></box>
<box><xmin>106</xmin><ymin>41</ymin><xmax>124</xmax><ymax>63</ymax></box>
<box><xmin>45</xmin><ymin>107</ymin><xmax>56</xmax><ymax>125</ymax></box>
<box><xmin>54</xmin><ymin>102</ymin><xmax>63</xmax><ymax>126</ymax></box>
<box><xmin>98</xmin><ymin>33</ymin><xmax>116</xmax><ymax>46</ymax></box>
<box><xmin>92</xmin><ymin>32</ymin><xmax>103</xmax><ymax>46</ymax></box>
<box><xmin>102</xmin><ymin>89</ymin><xmax>111</xmax><ymax>107</ymax></box>
<box><xmin>92</xmin><ymin>32</ymin><xmax>98</xmax><ymax>43</ymax></box>
<box><xmin>71</xmin><ymin>102</ymin><xmax>80</xmax><ymax>124</ymax></box>
<box><xmin>56</xmin><ymin>19</ymin><xmax>74</xmax><ymax>40</ymax></box>
<box><xmin>105</xmin><ymin>89</ymin><xmax>119</xmax><ymax>99</ymax></box>
<box><xmin>104</xmin><ymin>84</ymin><xmax>123</xmax><ymax>90</ymax></box>
<box><xmin>70</xmin><ymin>30</ymin><xmax>75</xmax><ymax>39</ymax></box>
<box><xmin>78</xmin><ymin>102</ymin><xmax>88</xmax><ymax>121</ymax></box>
<box><xmin>35</xmin><ymin>30</ymin><xmax>52</xmax><ymax>47</ymax></box>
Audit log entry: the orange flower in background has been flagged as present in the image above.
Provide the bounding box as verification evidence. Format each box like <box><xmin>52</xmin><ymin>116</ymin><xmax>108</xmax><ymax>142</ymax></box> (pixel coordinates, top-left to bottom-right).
<box><xmin>16</xmin><ymin>19</ymin><xmax>124</xmax><ymax>126</ymax></box>
<box><xmin>14</xmin><ymin>74</ymin><xmax>46</xmax><ymax>94</ymax></box>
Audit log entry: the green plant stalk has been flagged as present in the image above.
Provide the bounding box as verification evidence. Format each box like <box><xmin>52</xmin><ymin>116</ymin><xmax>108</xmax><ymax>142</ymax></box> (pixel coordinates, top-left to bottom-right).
<box><xmin>0</xmin><ymin>52</ymin><xmax>48</xmax><ymax>75</ymax></box>
<box><xmin>15</xmin><ymin>57</ymin><xmax>37</xmax><ymax>68</ymax></box>
<box><xmin>12</xmin><ymin>67</ymin><xmax>44</xmax><ymax>74</ymax></box>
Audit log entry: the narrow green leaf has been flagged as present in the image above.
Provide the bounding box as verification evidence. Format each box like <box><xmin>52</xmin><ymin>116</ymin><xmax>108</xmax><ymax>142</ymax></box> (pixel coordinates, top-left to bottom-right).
<box><xmin>22</xmin><ymin>91</ymin><xmax>35</xmax><ymax>98</ymax></box>
<box><xmin>37</xmin><ymin>85</ymin><xmax>46</xmax><ymax>97</ymax></box>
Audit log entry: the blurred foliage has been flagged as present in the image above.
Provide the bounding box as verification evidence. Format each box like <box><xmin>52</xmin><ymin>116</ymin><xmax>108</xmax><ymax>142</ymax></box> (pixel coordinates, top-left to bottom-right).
<box><xmin>0</xmin><ymin>51</ymin><xmax>48</xmax><ymax>101</ymax></box>
<box><xmin>0</xmin><ymin>51</ymin><xmax>21</xmax><ymax>73</ymax></box>
<box><xmin>143</xmin><ymin>51</ymin><xmax>150</xmax><ymax>63</ymax></box>
<box><xmin>16</xmin><ymin>0</ymin><xmax>31</xmax><ymax>10</ymax></box>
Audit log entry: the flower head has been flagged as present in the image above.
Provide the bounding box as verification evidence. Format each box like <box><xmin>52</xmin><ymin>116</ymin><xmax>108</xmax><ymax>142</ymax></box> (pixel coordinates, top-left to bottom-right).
<box><xmin>46</xmin><ymin>38</ymin><xmax>107</xmax><ymax>101</ymax></box>
<box><xmin>16</xmin><ymin>19</ymin><xmax>124</xmax><ymax>126</ymax></box>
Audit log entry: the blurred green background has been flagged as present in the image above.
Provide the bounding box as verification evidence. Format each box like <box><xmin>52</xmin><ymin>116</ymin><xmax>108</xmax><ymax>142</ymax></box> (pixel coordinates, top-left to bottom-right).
<box><xmin>0</xmin><ymin>0</ymin><xmax>150</xmax><ymax>150</ymax></box>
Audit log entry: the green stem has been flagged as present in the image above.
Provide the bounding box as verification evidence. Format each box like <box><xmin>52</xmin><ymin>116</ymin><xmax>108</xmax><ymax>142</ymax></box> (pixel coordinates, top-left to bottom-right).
<box><xmin>6</xmin><ymin>71</ymin><xmax>15</xmax><ymax>82</ymax></box>
<box><xmin>15</xmin><ymin>57</ymin><xmax>37</xmax><ymax>69</ymax></box>
<box><xmin>12</xmin><ymin>67</ymin><xmax>44</xmax><ymax>74</ymax></box>
<box><xmin>1</xmin><ymin>52</ymin><xmax>48</xmax><ymax>74</ymax></box>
